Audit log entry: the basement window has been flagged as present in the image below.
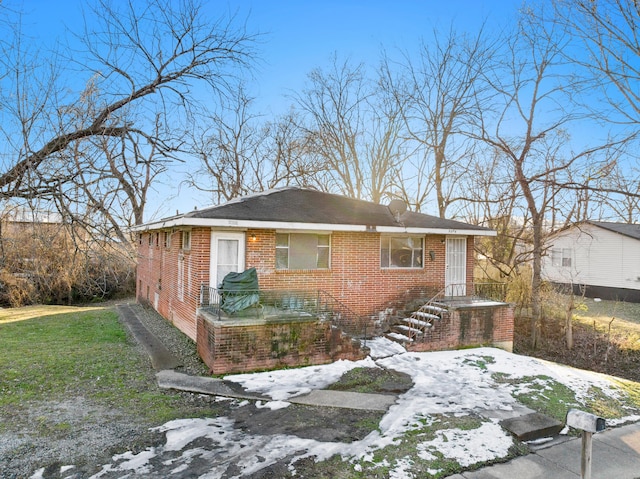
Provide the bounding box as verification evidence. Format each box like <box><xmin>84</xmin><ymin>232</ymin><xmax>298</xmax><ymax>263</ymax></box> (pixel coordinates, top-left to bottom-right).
<box><xmin>276</xmin><ymin>233</ymin><xmax>330</xmax><ymax>270</ymax></box>
<box><xmin>381</xmin><ymin>236</ymin><xmax>423</xmax><ymax>268</ymax></box>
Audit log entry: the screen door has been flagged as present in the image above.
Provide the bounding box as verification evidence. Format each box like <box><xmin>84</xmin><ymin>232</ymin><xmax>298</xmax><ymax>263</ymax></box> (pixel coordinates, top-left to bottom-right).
<box><xmin>445</xmin><ymin>237</ymin><xmax>467</xmax><ymax>296</ymax></box>
<box><xmin>210</xmin><ymin>232</ymin><xmax>245</xmax><ymax>288</ymax></box>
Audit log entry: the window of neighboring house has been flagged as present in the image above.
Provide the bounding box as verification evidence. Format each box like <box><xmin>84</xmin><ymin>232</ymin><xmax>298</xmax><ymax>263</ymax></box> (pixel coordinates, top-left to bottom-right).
<box><xmin>154</xmin><ymin>232</ymin><xmax>160</xmax><ymax>248</ymax></box>
<box><xmin>551</xmin><ymin>248</ymin><xmax>572</xmax><ymax>267</ymax></box>
<box><xmin>138</xmin><ymin>234</ymin><xmax>142</xmax><ymax>245</ymax></box>
<box><xmin>181</xmin><ymin>230</ymin><xmax>191</xmax><ymax>251</ymax></box>
<box><xmin>163</xmin><ymin>231</ymin><xmax>171</xmax><ymax>249</ymax></box>
<box><xmin>381</xmin><ymin>236</ymin><xmax>424</xmax><ymax>268</ymax></box>
<box><xmin>148</xmin><ymin>234</ymin><xmax>152</xmax><ymax>246</ymax></box>
<box><xmin>276</xmin><ymin>233</ymin><xmax>330</xmax><ymax>270</ymax></box>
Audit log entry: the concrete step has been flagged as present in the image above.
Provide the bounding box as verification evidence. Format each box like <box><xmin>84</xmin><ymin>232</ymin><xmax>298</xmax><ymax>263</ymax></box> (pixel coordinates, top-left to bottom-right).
<box><xmin>395</xmin><ymin>324</ymin><xmax>422</xmax><ymax>336</ymax></box>
<box><xmin>499</xmin><ymin>412</ymin><xmax>565</xmax><ymax>442</ymax></box>
<box><xmin>414</xmin><ymin>311</ymin><xmax>441</xmax><ymax>321</ymax></box>
<box><xmin>422</xmin><ymin>304</ymin><xmax>448</xmax><ymax>314</ymax></box>
<box><xmin>403</xmin><ymin>317</ymin><xmax>433</xmax><ymax>329</ymax></box>
<box><xmin>386</xmin><ymin>331</ymin><xmax>413</xmax><ymax>344</ymax></box>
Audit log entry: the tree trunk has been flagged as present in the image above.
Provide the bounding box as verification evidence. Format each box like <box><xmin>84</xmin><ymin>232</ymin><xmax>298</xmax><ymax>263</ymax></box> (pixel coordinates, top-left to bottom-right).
<box><xmin>530</xmin><ymin>215</ymin><xmax>543</xmax><ymax>349</ymax></box>
<box><xmin>565</xmin><ymin>293</ymin><xmax>574</xmax><ymax>350</ymax></box>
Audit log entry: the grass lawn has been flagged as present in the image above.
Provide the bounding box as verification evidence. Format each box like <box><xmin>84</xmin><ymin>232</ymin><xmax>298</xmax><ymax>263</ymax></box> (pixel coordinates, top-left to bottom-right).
<box><xmin>0</xmin><ymin>305</ymin><xmax>200</xmax><ymax>425</ymax></box>
<box><xmin>3</xmin><ymin>302</ymin><xmax>640</xmax><ymax>479</ymax></box>
<box><xmin>575</xmin><ymin>297</ymin><xmax>640</xmax><ymax>324</ymax></box>
<box><xmin>573</xmin><ymin>298</ymin><xmax>640</xmax><ymax>350</ymax></box>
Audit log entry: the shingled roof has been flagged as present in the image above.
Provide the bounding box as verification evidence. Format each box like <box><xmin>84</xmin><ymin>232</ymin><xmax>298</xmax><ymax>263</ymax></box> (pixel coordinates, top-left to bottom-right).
<box><xmin>137</xmin><ymin>187</ymin><xmax>495</xmax><ymax>235</ymax></box>
<box><xmin>588</xmin><ymin>221</ymin><xmax>640</xmax><ymax>241</ymax></box>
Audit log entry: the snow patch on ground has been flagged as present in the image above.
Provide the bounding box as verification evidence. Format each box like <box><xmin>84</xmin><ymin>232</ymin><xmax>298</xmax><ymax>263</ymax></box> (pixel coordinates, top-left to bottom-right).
<box><xmin>68</xmin><ymin>342</ymin><xmax>640</xmax><ymax>479</ymax></box>
<box><xmin>417</xmin><ymin>420</ymin><xmax>513</xmax><ymax>467</ymax></box>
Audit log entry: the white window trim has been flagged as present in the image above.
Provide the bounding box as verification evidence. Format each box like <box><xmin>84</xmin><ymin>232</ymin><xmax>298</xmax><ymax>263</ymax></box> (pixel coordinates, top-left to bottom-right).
<box><xmin>210</xmin><ymin>231</ymin><xmax>246</xmax><ymax>288</ymax></box>
<box><xmin>551</xmin><ymin>248</ymin><xmax>572</xmax><ymax>268</ymax></box>
<box><xmin>181</xmin><ymin>229</ymin><xmax>192</xmax><ymax>251</ymax></box>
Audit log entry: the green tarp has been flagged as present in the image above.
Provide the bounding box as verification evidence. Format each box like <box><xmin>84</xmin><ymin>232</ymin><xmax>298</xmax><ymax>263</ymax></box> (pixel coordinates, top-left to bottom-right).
<box><xmin>219</xmin><ymin>267</ymin><xmax>260</xmax><ymax>314</ymax></box>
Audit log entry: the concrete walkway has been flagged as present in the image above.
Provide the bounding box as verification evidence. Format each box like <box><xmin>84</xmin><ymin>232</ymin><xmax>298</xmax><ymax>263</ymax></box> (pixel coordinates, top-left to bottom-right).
<box><xmin>118</xmin><ymin>303</ymin><xmax>398</xmax><ymax>412</ymax></box>
<box><xmin>118</xmin><ymin>304</ymin><xmax>181</xmax><ymax>371</ymax></box>
<box><xmin>446</xmin><ymin>421</ymin><xmax>640</xmax><ymax>478</ymax></box>
<box><xmin>118</xmin><ymin>304</ymin><xmax>640</xmax><ymax>478</ymax></box>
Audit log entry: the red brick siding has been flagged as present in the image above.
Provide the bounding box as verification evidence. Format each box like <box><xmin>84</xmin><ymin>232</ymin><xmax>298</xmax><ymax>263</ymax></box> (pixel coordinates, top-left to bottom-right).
<box><xmin>250</xmin><ymin>229</ymin><xmax>454</xmax><ymax>317</ymax></box>
<box><xmin>137</xmin><ymin>227</ymin><xmax>479</xmax><ymax>339</ymax></box>
<box><xmin>137</xmin><ymin>228</ymin><xmax>210</xmax><ymax>340</ymax></box>
<box><xmin>407</xmin><ymin>304</ymin><xmax>514</xmax><ymax>353</ymax></box>
<box><xmin>197</xmin><ymin>315</ymin><xmax>368</xmax><ymax>375</ymax></box>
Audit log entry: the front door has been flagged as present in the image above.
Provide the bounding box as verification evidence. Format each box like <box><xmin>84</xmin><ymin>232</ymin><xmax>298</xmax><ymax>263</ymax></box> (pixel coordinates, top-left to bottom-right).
<box><xmin>445</xmin><ymin>237</ymin><xmax>467</xmax><ymax>296</ymax></box>
<box><xmin>210</xmin><ymin>232</ymin><xmax>245</xmax><ymax>289</ymax></box>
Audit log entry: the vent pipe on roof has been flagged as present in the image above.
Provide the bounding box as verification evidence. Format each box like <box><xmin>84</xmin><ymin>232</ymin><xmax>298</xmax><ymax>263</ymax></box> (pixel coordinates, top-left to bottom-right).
<box><xmin>388</xmin><ymin>199</ymin><xmax>407</xmax><ymax>223</ymax></box>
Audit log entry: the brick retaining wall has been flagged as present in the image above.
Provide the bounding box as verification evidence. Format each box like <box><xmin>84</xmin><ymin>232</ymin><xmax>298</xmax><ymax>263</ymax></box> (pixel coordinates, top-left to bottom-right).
<box><xmin>197</xmin><ymin>313</ymin><xmax>369</xmax><ymax>375</ymax></box>
<box><xmin>407</xmin><ymin>303</ymin><xmax>514</xmax><ymax>353</ymax></box>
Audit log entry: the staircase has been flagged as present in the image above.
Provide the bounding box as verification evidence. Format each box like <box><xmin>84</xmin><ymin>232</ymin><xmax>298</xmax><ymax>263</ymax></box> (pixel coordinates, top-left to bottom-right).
<box><xmin>386</xmin><ymin>300</ymin><xmax>449</xmax><ymax>345</ymax></box>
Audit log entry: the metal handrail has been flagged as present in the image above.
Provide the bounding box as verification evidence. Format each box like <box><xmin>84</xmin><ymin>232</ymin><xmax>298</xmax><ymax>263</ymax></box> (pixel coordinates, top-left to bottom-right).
<box><xmin>315</xmin><ymin>290</ymin><xmax>368</xmax><ymax>339</ymax></box>
<box><xmin>399</xmin><ymin>282</ymin><xmax>508</xmax><ymax>342</ymax></box>
<box><xmin>198</xmin><ymin>285</ymin><xmax>368</xmax><ymax>339</ymax></box>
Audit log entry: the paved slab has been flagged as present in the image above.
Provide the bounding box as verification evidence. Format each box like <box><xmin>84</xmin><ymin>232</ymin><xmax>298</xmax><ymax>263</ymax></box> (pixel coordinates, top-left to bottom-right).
<box><xmin>478</xmin><ymin>405</ymin><xmax>535</xmax><ymax>422</ymax></box>
<box><xmin>446</xmin><ymin>421</ymin><xmax>640</xmax><ymax>479</ymax></box>
<box><xmin>156</xmin><ymin>370</ymin><xmax>267</xmax><ymax>401</ymax></box>
<box><xmin>537</xmin><ymin>427</ymin><xmax>640</xmax><ymax>479</ymax></box>
<box><xmin>117</xmin><ymin>304</ymin><xmax>181</xmax><ymax>370</ymax></box>
<box><xmin>596</xmin><ymin>421</ymin><xmax>640</xmax><ymax>452</ymax></box>
<box><xmin>289</xmin><ymin>389</ymin><xmax>396</xmax><ymax>411</ymax></box>
<box><xmin>461</xmin><ymin>453</ymin><xmax>579</xmax><ymax>478</ymax></box>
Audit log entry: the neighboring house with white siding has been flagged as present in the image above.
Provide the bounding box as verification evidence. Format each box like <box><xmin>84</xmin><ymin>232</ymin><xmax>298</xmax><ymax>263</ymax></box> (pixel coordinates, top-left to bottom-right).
<box><xmin>542</xmin><ymin>221</ymin><xmax>640</xmax><ymax>302</ymax></box>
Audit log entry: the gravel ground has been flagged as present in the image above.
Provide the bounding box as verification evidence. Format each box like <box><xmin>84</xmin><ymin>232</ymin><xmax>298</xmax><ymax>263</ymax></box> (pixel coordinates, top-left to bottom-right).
<box><xmin>130</xmin><ymin>302</ymin><xmax>211</xmax><ymax>376</ymax></box>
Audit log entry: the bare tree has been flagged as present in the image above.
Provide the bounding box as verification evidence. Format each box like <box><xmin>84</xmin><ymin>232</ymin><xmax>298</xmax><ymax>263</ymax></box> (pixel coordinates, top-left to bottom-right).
<box><xmin>474</xmin><ymin>14</ymin><xmax>616</xmax><ymax>348</ymax></box>
<box><xmin>540</xmin><ymin>0</ymin><xmax>640</xmax><ymax>216</ymax></box>
<box><xmin>187</xmin><ymin>86</ymin><xmax>269</xmax><ymax>203</ymax></box>
<box><xmin>462</xmin><ymin>148</ymin><xmax>530</xmax><ymax>278</ymax></box>
<box><xmin>294</xmin><ymin>55</ymin><xmax>405</xmax><ymax>203</ymax></box>
<box><xmin>552</xmin><ymin>0</ymin><xmax>640</xmax><ymax>126</ymax></box>
<box><xmin>390</xmin><ymin>27</ymin><xmax>494</xmax><ymax>217</ymax></box>
<box><xmin>187</xmin><ymin>89</ymin><xmax>322</xmax><ymax>203</ymax></box>
<box><xmin>592</xmin><ymin>161</ymin><xmax>640</xmax><ymax>223</ymax></box>
<box><xmin>0</xmin><ymin>0</ymin><xmax>257</xmax><ymax>215</ymax></box>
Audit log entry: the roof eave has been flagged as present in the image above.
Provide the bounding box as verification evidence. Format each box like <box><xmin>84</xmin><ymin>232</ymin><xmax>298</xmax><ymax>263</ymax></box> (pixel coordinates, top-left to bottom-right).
<box><xmin>132</xmin><ymin>218</ymin><xmax>496</xmax><ymax>236</ymax></box>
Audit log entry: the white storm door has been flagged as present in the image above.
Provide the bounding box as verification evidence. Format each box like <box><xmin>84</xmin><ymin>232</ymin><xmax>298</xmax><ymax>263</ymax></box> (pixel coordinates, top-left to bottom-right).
<box><xmin>210</xmin><ymin>232</ymin><xmax>245</xmax><ymax>289</ymax></box>
<box><xmin>445</xmin><ymin>237</ymin><xmax>467</xmax><ymax>296</ymax></box>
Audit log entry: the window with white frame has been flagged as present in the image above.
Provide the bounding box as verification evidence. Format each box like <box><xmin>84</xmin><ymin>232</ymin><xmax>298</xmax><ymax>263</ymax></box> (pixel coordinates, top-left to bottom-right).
<box><xmin>381</xmin><ymin>236</ymin><xmax>424</xmax><ymax>268</ymax></box>
<box><xmin>276</xmin><ymin>233</ymin><xmax>330</xmax><ymax>270</ymax></box>
<box><xmin>181</xmin><ymin>230</ymin><xmax>191</xmax><ymax>250</ymax></box>
<box><xmin>551</xmin><ymin>248</ymin><xmax>572</xmax><ymax>267</ymax></box>
<box><xmin>163</xmin><ymin>231</ymin><xmax>171</xmax><ymax>249</ymax></box>
<box><xmin>177</xmin><ymin>254</ymin><xmax>184</xmax><ymax>301</ymax></box>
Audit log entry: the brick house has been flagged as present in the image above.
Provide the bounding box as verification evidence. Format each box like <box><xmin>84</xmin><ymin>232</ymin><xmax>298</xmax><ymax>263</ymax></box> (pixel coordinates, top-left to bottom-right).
<box><xmin>135</xmin><ymin>188</ymin><xmax>513</xmax><ymax>374</ymax></box>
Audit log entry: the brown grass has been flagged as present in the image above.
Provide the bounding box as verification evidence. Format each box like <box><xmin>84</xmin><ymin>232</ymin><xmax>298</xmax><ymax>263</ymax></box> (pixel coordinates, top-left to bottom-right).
<box><xmin>515</xmin><ymin>297</ymin><xmax>640</xmax><ymax>382</ymax></box>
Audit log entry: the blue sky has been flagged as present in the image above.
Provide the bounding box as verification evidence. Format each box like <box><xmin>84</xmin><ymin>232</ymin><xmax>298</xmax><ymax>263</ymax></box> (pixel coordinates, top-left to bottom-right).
<box><xmin>227</xmin><ymin>0</ymin><xmax>520</xmax><ymax>116</ymax></box>
<box><xmin>19</xmin><ymin>0</ymin><xmax>525</xmax><ymax>218</ymax></box>
<box><xmin>24</xmin><ymin>0</ymin><xmax>521</xmax><ymax>116</ymax></box>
